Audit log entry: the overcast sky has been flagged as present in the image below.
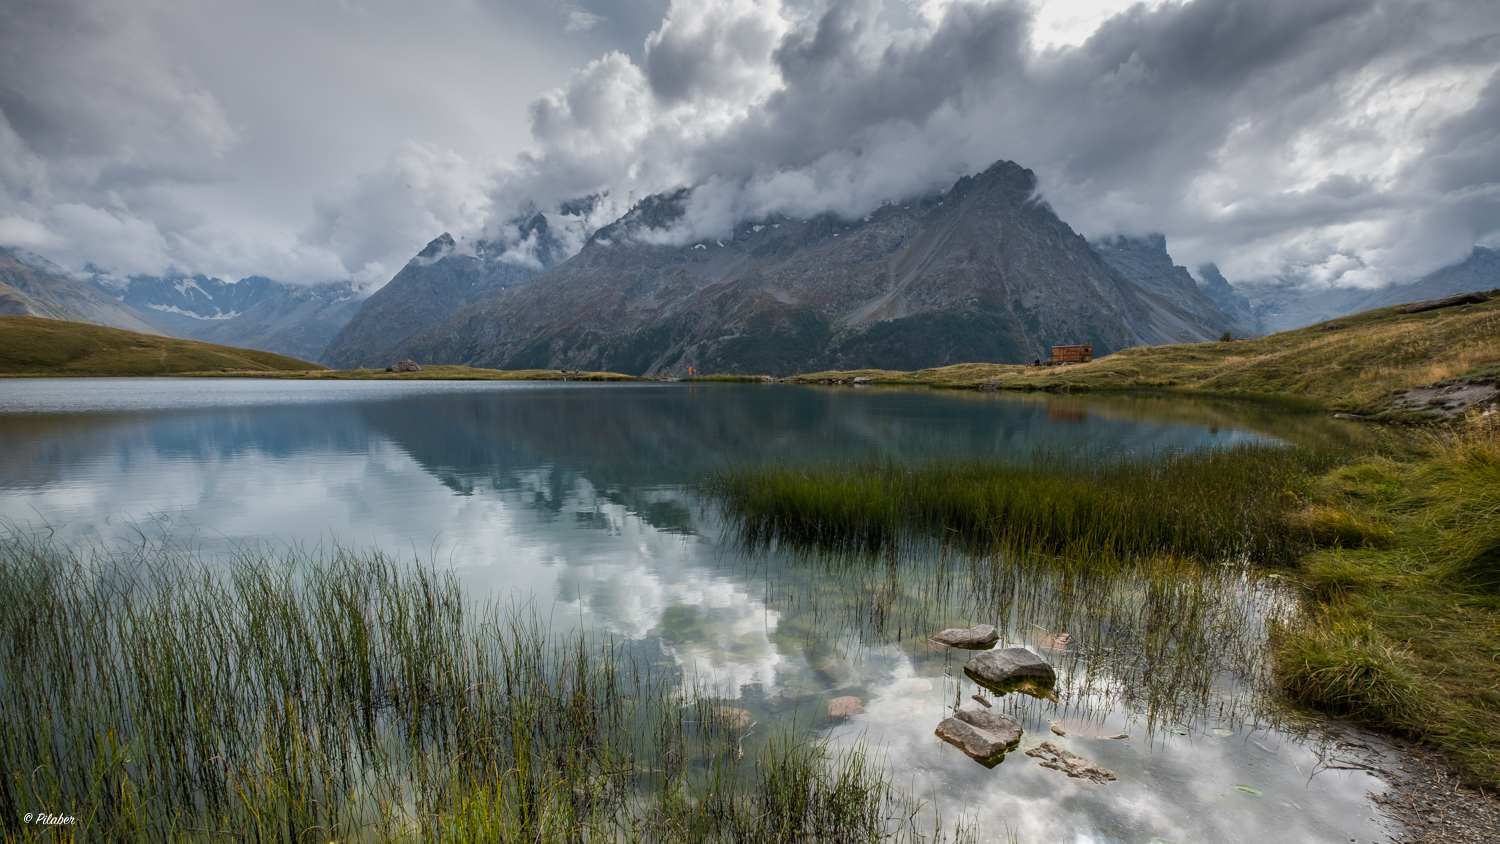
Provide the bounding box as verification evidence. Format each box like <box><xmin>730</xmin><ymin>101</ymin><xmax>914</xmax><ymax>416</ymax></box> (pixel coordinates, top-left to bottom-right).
<box><xmin>1</xmin><ymin>0</ymin><xmax>1497</xmax><ymax>292</ymax></box>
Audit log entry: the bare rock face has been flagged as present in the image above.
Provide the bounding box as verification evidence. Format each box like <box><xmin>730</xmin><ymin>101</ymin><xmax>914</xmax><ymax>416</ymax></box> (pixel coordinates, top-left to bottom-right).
<box><xmin>1402</xmin><ymin>291</ymin><xmax>1490</xmax><ymax>314</ymax></box>
<box><xmin>1025</xmin><ymin>741</ymin><xmax>1116</xmax><ymax>783</ymax></box>
<box><xmin>323</xmin><ymin>201</ymin><xmax>598</xmax><ymax>369</ymax></box>
<box><xmin>936</xmin><ymin>706</ymin><xmax>1023</xmax><ymax>766</ymax></box>
<box><xmin>392</xmin><ymin>359</ymin><xmax>421</xmax><ymax>372</ymax></box>
<box><xmin>963</xmin><ymin>647</ymin><xmax>1056</xmax><ymax>693</ymax></box>
<box><xmin>1091</xmin><ymin>234</ymin><xmax>1245</xmax><ymax>341</ymax></box>
<box><xmin>928</xmin><ymin>624</ymin><xmax>1000</xmax><ymax>649</ymax></box>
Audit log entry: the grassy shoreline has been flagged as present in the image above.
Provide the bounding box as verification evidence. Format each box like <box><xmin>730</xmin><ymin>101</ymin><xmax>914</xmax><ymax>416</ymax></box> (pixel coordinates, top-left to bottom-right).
<box><xmin>1271</xmin><ymin>414</ymin><xmax>1500</xmax><ymax>788</ymax></box>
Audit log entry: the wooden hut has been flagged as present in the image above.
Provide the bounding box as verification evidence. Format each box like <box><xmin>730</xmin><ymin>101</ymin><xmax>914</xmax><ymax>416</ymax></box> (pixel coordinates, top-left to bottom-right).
<box><xmin>1050</xmin><ymin>345</ymin><xmax>1093</xmax><ymax>364</ymax></box>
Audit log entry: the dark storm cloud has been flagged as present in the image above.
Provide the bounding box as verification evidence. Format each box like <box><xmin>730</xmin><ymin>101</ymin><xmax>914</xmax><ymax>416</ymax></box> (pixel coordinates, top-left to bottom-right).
<box><xmin>2</xmin><ymin>0</ymin><xmax>1497</xmax><ymax>291</ymax></box>
<box><xmin>493</xmin><ymin>0</ymin><xmax>1500</xmax><ymax>288</ymax></box>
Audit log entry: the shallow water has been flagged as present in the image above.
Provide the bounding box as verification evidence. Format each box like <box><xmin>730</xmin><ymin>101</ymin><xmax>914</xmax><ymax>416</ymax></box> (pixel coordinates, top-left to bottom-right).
<box><xmin>0</xmin><ymin>379</ymin><xmax>1391</xmax><ymax>842</ymax></box>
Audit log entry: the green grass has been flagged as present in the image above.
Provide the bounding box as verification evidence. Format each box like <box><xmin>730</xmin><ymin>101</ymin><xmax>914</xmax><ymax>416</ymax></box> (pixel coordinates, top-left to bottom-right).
<box><xmin>0</xmin><ymin>534</ymin><xmax>959</xmax><ymax>843</ymax></box>
<box><xmin>0</xmin><ymin>316</ymin><xmax>322</xmax><ymax>376</ymax></box>
<box><xmin>1271</xmin><ymin>414</ymin><xmax>1500</xmax><ymax>788</ymax></box>
<box><xmin>783</xmin><ymin>294</ymin><xmax>1500</xmax><ymax>415</ymax></box>
<box><xmin>709</xmin><ymin>444</ymin><xmax>1339</xmax><ymax>565</ymax></box>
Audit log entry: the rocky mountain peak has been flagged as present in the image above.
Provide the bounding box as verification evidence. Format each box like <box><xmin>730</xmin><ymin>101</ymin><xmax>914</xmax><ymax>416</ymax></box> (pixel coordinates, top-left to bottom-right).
<box><xmin>416</xmin><ymin>233</ymin><xmax>456</xmax><ymax>261</ymax></box>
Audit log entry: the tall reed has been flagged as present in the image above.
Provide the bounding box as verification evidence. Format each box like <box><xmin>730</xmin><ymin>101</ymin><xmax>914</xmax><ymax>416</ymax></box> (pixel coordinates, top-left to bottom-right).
<box><xmin>0</xmin><ymin>532</ymin><xmax>958</xmax><ymax>843</ymax></box>
<box><xmin>709</xmin><ymin>444</ymin><xmax>1337</xmax><ymax>565</ymax></box>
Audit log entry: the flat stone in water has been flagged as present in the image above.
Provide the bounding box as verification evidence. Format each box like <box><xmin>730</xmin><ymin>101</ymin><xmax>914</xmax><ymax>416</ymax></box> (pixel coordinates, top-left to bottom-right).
<box><xmin>1026</xmin><ymin>741</ymin><xmax>1115</xmax><ymax>783</ymax></box>
<box><xmin>928</xmin><ymin>624</ymin><xmax>1000</xmax><ymax>649</ymax></box>
<box><xmin>963</xmin><ymin>647</ymin><xmax>1056</xmax><ymax>693</ymax></box>
<box><xmin>936</xmin><ymin>706</ymin><xmax>1023</xmax><ymax>767</ymax></box>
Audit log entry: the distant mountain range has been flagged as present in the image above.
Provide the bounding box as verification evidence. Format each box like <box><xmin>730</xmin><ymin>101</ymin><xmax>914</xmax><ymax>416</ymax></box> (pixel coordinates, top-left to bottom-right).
<box><xmin>102</xmin><ymin>273</ymin><xmax>361</xmax><ymax>363</ymax></box>
<box><xmin>1</xmin><ymin>249</ymin><xmax>362</xmax><ymax>363</ymax></box>
<box><xmin>0</xmin><ymin>247</ymin><xmax>167</xmax><ymax>335</ymax></box>
<box><xmin>5</xmin><ymin>158</ymin><xmax>1496</xmax><ymax>371</ymax></box>
<box><xmin>1235</xmin><ymin>247</ymin><xmax>1500</xmax><ymax>334</ymax></box>
<box><xmin>371</xmin><ymin>161</ymin><xmax>1239</xmax><ymax>376</ymax></box>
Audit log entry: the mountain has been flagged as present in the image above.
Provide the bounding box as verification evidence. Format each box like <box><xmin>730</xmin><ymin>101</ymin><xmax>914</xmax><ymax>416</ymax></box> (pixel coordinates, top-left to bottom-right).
<box><xmin>1348</xmin><ymin>247</ymin><xmax>1500</xmax><ymax>311</ymax></box>
<box><xmin>1237</xmin><ymin>246</ymin><xmax>1500</xmax><ymax>333</ymax></box>
<box><xmin>0</xmin><ymin>247</ymin><xmax>171</xmax><ymax>335</ymax></box>
<box><xmin>1090</xmin><ymin>234</ymin><xmax>1247</xmax><ymax>337</ymax></box>
<box><xmin>1195</xmin><ymin>263</ymin><xmax>1261</xmax><ymax>335</ymax></box>
<box><xmin>387</xmin><ymin>161</ymin><xmax>1238</xmax><ymax>376</ymax></box>
<box><xmin>321</xmin><ymin>204</ymin><xmax>593</xmax><ymax>369</ymax></box>
<box><xmin>101</xmin><ymin>273</ymin><xmax>361</xmax><ymax>362</ymax></box>
<box><xmin>192</xmin><ymin>283</ymin><xmax>363</xmax><ymax>363</ymax></box>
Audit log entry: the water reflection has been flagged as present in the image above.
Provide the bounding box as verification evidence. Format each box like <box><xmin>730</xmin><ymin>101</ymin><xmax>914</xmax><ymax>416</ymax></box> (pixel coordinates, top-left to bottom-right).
<box><xmin>0</xmin><ymin>380</ymin><xmax>1389</xmax><ymax>843</ymax></box>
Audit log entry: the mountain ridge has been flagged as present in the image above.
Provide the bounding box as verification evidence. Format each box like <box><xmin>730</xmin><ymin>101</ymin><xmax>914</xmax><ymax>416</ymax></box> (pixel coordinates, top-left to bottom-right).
<box><xmin>385</xmin><ymin>160</ymin><xmax>1238</xmax><ymax>376</ymax></box>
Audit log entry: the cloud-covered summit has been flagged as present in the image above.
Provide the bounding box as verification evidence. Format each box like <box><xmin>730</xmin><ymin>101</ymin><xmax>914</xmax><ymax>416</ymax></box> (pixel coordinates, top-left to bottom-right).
<box><xmin>493</xmin><ymin>0</ymin><xmax>1500</xmax><ymax>290</ymax></box>
<box><xmin>2</xmin><ymin>0</ymin><xmax>1497</xmax><ymax>295</ymax></box>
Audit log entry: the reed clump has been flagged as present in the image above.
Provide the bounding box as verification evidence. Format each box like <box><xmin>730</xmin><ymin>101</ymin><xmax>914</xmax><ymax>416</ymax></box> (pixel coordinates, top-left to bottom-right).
<box><xmin>709</xmin><ymin>443</ymin><xmax>1337</xmax><ymax>565</ymax></box>
<box><xmin>0</xmin><ymin>533</ymin><xmax>955</xmax><ymax>843</ymax></box>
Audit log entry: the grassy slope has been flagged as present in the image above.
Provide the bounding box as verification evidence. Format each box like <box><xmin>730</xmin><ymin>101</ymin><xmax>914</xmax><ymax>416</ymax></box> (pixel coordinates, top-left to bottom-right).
<box><xmin>1275</xmin><ymin>417</ymin><xmax>1500</xmax><ymax>787</ymax></box>
<box><xmin>0</xmin><ymin>315</ymin><xmax>322</xmax><ymax>376</ymax></box>
<box><xmin>0</xmin><ymin>317</ymin><xmax>643</xmax><ymax>381</ymax></box>
<box><xmin>788</xmin><ymin>294</ymin><xmax>1500</xmax><ymax>414</ymax></box>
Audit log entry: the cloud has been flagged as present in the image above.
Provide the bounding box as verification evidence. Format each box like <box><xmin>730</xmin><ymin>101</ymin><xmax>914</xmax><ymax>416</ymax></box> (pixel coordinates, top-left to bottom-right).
<box><xmin>488</xmin><ymin>0</ymin><xmax>1500</xmax><ymax>288</ymax></box>
<box><xmin>0</xmin><ymin>0</ymin><xmax>591</xmax><ymax>284</ymax></box>
<box><xmin>300</xmin><ymin>143</ymin><xmax>496</xmax><ymax>289</ymax></box>
<box><xmin>565</xmin><ymin>9</ymin><xmax>606</xmax><ymax>33</ymax></box>
<box><xmin>2</xmin><ymin>0</ymin><xmax>1497</xmax><ymax>293</ymax></box>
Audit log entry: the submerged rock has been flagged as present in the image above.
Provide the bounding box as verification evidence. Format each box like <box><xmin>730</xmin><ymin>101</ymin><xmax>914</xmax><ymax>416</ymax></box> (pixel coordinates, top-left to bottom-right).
<box><xmin>828</xmin><ymin>696</ymin><xmax>863</xmax><ymax>717</ymax></box>
<box><xmin>712</xmin><ymin>707</ymin><xmax>755</xmax><ymax>733</ymax></box>
<box><xmin>928</xmin><ymin>624</ymin><xmax>1000</xmax><ymax>649</ymax></box>
<box><xmin>935</xmin><ymin>707</ymin><xmax>1023</xmax><ymax>766</ymax></box>
<box><xmin>963</xmin><ymin>647</ymin><xmax>1056</xmax><ymax>693</ymax></box>
<box><xmin>1025</xmin><ymin>741</ymin><xmax>1115</xmax><ymax>783</ymax></box>
<box><xmin>1049</xmin><ymin>719</ymin><xmax>1128</xmax><ymax>740</ymax></box>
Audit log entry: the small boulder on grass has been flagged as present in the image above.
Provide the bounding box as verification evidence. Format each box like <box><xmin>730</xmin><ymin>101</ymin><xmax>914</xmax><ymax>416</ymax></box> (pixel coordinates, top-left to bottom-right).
<box><xmin>928</xmin><ymin>624</ymin><xmax>1000</xmax><ymax>649</ymax></box>
<box><xmin>392</xmin><ymin>359</ymin><xmax>421</xmax><ymax>372</ymax></box>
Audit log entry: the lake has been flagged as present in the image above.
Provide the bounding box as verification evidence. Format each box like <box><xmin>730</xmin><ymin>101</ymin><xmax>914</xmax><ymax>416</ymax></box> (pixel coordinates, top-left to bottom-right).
<box><xmin>0</xmin><ymin>378</ymin><xmax>1395</xmax><ymax>843</ymax></box>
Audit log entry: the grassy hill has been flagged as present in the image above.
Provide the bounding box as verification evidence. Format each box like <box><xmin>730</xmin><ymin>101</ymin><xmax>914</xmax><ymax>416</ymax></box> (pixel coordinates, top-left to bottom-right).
<box><xmin>789</xmin><ymin>292</ymin><xmax>1500</xmax><ymax>415</ymax></box>
<box><xmin>0</xmin><ymin>316</ymin><xmax>323</xmax><ymax>376</ymax></box>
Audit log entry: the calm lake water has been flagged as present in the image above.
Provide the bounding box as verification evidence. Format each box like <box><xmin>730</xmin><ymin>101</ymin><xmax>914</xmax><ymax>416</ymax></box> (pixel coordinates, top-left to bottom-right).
<box><xmin>0</xmin><ymin>378</ymin><xmax>1393</xmax><ymax>843</ymax></box>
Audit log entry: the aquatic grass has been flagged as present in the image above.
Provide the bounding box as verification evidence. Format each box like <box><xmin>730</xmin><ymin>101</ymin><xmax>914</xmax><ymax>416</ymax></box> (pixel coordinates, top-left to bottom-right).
<box><xmin>710</xmin><ymin>443</ymin><xmax>1338</xmax><ymax>565</ymax></box>
<box><xmin>0</xmin><ymin>532</ymin><xmax>962</xmax><ymax>843</ymax></box>
<box><xmin>751</xmin><ymin>538</ymin><xmax>1291</xmax><ymax>740</ymax></box>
